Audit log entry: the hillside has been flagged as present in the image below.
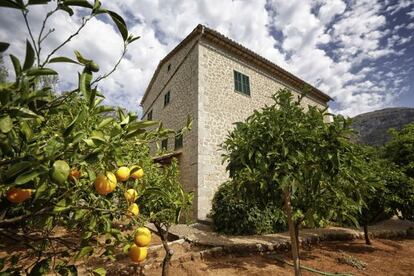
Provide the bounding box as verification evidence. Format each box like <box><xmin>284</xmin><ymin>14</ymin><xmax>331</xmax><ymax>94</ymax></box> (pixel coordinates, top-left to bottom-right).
<box><xmin>351</xmin><ymin>107</ymin><xmax>414</xmax><ymax>146</ymax></box>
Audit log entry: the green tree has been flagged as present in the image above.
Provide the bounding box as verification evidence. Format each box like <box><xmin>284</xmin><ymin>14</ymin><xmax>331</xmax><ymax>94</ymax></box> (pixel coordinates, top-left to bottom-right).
<box><xmin>384</xmin><ymin>123</ymin><xmax>414</xmax><ymax>178</ymax></box>
<box><xmin>139</xmin><ymin>159</ymin><xmax>193</xmax><ymax>276</ymax></box>
<box><xmin>0</xmin><ymin>54</ymin><xmax>8</xmax><ymax>82</ymax></box>
<box><xmin>355</xmin><ymin>145</ymin><xmax>414</xmax><ymax>244</ymax></box>
<box><xmin>222</xmin><ymin>89</ymin><xmax>368</xmax><ymax>276</ymax></box>
<box><xmin>0</xmin><ymin>0</ymin><xmax>191</xmax><ymax>274</ymax></box>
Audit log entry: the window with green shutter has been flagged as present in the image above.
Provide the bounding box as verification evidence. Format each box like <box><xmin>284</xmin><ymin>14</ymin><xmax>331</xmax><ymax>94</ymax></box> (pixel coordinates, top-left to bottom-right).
<box><xmin>164</xmin><ymin>91</ymin><xmax>171</xmax><ymax>107</ymax></box>
<box><xmin>234</xmin><ymin>70</ymin><xmax>250</xmax><ymax>96</ymax></box>
<box><xmin>161</xmin><ymin>138</ymin><xmax>168</xmax><ymax>150</ymax></box>
<box><xmin>174</xmin><ymin>134</ymin><xmax>183</xmax><ymax>150</ymax></box>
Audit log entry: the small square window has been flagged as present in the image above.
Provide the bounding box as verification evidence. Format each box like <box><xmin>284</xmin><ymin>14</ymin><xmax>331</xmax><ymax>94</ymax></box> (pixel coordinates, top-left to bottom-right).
<box><xmin>174</xmin><ymin>134</ymin><xmax>183</xmax><ymax>150</ymax></box>
<box><xmin>147</xmin><ymin>110</ymin><xmax>153</xmax><ymax>120</ymax></box>
<box><xmin>161</xmin><ymin>138</ymin><xmax>168</xmax><ymax>150</ymax></box>
<box><xmin>167</xmin><ymin>64</ymin><xmax>171</xmax><ymax>72</ymax></box>
<box><xmin>234</xmin><ymin>70</ymin><xmax>250</xmax><ymax>96</ymax></box>
<box><xmin>164</xmin><ymin>91</ymin><xmax>171</xmax><ymax>107</ymax></box>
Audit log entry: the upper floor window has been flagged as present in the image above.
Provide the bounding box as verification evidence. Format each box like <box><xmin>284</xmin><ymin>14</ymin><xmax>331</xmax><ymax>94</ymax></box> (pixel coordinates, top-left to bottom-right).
<box><xmin>161</xmin><ymin>138</ymin><xmax>168</xmax><ymax>150</ymax></box>
<box><xmin>174</xmin><ymin>134</ymin><xmax>183</xmax><ymax>150</ymax></box>
<box><xmin>147</xmin><ymin>109</ymin><xmax>153</xmax><ymax>120</ymax></box>
<box><xmin>234</xmin><ymin>70</ymin><xmax>250</xmax><ymax>96</ymax></box>
<box><xmin>167</xmin><ymin>63</ymin><xmax>171</xmax><ymax>72</ymax></box>
<box><xmin>164</xmin><ymin>90</ymin><xmax>171</xmax><ymax>107</ymax></box>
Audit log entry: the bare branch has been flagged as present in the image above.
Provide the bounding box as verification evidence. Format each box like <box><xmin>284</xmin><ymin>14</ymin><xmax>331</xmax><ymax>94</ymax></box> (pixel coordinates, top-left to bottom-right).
<box><xmin>91</xmin><ymin>42</ymin><xmax>128</xmax><ymax>85</ymax></box>
<box><xmin>38</xmin><ymin>5</ymin><xmax>59</xmax><ymax>64</ymax></box>
<box><xmin>42</xmin><ymin>15</ymin><xmax>94</xmax><ymax>67</ymax></box>
<box><xmin>21</xmin><ymin>9</ymin><xmax>40</xmax><ymax>65</ymax></box>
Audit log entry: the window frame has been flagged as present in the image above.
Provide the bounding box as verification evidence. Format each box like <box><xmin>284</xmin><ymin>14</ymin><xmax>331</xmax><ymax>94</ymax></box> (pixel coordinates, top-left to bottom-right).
<box><xmin>161</xmin><ymin>138</ymin><xmax>168</xmax><ymax>150</ymax></box>
<box><xmin>174</xmin><ymin>134</ymin><xmax>183</xmax><ymax>150</ymax></box>
<box><xmin>164</xmin><ymin>90</ymin><xmax>171</xmax><ymax>107</ymax></box>
<box><xmin>233</xmin><ymin>70</ymin><xmax>251</xmax><ymax>96</ymax></box>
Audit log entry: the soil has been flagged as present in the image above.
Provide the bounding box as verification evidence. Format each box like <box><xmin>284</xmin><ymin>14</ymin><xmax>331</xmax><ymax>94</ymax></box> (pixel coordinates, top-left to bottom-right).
<box><xmin>104</xmin><ymin>238</ymin><xmax>414</xmax><ymax>276</ymax></box>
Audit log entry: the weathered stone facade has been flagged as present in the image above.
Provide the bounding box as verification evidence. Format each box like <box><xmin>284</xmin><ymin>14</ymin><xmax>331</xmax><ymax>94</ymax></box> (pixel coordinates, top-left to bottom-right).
<box><xmin>141</xmin><ymin>25</ymin><xmax>330</xmax><ymax>221</ymax></box>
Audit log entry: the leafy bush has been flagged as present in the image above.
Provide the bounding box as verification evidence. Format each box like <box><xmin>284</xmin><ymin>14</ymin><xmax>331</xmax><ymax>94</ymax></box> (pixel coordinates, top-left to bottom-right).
<box><xmin>211</xmin><ymin>181</ymin><xmax>286</xmax><ymax>235</ymax></box>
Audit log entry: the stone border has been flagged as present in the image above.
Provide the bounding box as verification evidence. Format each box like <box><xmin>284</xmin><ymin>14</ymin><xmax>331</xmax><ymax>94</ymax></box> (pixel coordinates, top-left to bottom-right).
<box><xmin>136</xmin><ymin>226</ymin><xmax>414</xmax><ymax>272</ymax></box>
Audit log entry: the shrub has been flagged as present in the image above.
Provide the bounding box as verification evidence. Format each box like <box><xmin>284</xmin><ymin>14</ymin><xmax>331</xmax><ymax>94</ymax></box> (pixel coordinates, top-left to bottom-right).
<box><xmin>211</xmin><ymin>181</ymin><xmax>286</xmax><ymax>235</ymax></box>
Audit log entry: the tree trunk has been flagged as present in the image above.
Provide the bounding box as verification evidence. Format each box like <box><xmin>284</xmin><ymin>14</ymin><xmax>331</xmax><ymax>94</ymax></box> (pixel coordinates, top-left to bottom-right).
<box><xmin>284</xmin><ymin>191</ymin><xmax>301</xmax><ymax>276</ymax></box>
<box><xmin>155</xmin><ymin>223</ymin><xmax>173</xmax><ymax>276</ymax></box>
<box><xmin>363</xmin><ymin>222</ymin><xmax>371</xmax><ymax>245</ymax></box>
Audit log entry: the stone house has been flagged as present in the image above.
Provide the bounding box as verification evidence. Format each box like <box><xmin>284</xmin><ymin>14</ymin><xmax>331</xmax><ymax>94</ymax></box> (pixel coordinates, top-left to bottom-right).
<box><xmin>140</xmin><ymin>24</ymin><xmax>332</xmax><ymax>221</ymax></box>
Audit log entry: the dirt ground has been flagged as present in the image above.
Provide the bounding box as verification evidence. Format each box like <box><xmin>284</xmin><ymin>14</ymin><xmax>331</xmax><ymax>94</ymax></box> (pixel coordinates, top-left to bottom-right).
<box><xmin>106</xmin><ymin>238</ymin><xmax>414</xmax><ymax>276</ymax></box>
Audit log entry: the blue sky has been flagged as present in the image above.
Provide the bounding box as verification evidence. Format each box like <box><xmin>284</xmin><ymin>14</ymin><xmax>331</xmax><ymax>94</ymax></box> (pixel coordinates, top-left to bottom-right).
<box><xmin>0</xmin><ymin>0</ymin><xmax>413</xmax><ymax>117</ymax></box>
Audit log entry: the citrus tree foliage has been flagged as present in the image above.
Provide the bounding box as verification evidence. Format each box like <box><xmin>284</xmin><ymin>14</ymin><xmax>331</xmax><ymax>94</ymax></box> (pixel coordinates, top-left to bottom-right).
<box><xmin>211</xmin><ymin>181</ymin><xmax>286</xmax><ymax>235</ymax></box>
<box><xmin>221</xmin><ymin>89</ymin><xmax>368</xmax><ymax>275</ymax></box>
<box><xmin>352</xmin><ymin>144</ymin><xmax>414</xmax><ymax>244</ymax></box>
<box><xmin>139</xmin><ymin>159</ymin><xmax>193</xmax><ymax>276</ymax></box>
<box><xmin>384</xmin><ymin>123</ymin><xmax>414</xmax><ymax>178</ymax></box>
<box><xmin>0</xmin><ymin>0</ymin><xmax>190</xmax><ymax>274</ymax></box>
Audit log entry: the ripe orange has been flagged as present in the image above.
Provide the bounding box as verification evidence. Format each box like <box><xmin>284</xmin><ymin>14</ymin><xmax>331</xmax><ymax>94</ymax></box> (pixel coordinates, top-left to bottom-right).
<box><xmin>124</xmin><ymin>188</ymin><xmax>138</xmax><ymax>203</ymax></box>
<box><xmin>116</xmin><ymin>166</ymin><xmax>130</xmax><ymax>182</ymax></box>
<box><xmin>68</xmin><ymin>168</ymin><xmax>81</xmax><ymax>182</ymax></box>
<box><xmin>127</xmin><ymin>203</ymin><xmax>139</xmax><ymax>217</ymax></box>
<box><xmin>94</xmin><ymin>172</ymin><xmax>117</xmax><ymax>195</ymax></box>
<box><xmin>129</xmin><ymin>244</ymin><xmax>147</xmax><ymax>263</ymax></box>
<box><xmin>7</xmin><ymin>187</ymin><xmax>33</xmax><ymax>203</ymax></box>
<box><xmin>134</xmin><ymin>227</ymin><xmax>152</xmax><ymax>247</ymax></box>
<box><xmin>130</xmin><ymin>167</ymin><xmax>144</xmax><ymax>180</ymax></box>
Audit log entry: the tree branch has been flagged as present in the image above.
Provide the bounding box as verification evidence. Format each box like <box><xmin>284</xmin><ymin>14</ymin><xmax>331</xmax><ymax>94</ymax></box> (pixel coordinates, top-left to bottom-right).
<box><xmin>91</xmin><ymin>42</ymin><xmax>127</xmax><ymax>85</ymax></box>
<box><xmin>21</xmin><ymin>9</ymin><xmax>40</xmax><ymax>66</ymax></box>
<box><xmin>42</xmin><ymin>15</ymin><xmax>94</xmax><ymax>67</ymax></box>
<box><xmin>37</xmin><ymin>5</ymin><xmax>59</xmax><ymax>66</ymax></box>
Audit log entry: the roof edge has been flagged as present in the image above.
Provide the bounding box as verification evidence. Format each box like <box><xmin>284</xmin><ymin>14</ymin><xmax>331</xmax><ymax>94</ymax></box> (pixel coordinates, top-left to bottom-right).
<box><xmin>140</xmin><ymin>24</ymin><xmax>332</xmax><ymax>107</ymax></box>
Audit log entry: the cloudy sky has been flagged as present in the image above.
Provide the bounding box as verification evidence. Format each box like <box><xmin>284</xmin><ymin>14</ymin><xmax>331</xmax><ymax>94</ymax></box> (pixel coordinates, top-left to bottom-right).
<box><xmin>0</xmin><ymin>0</ymin><xmax>413</xmax><ymax>117</ymax></box>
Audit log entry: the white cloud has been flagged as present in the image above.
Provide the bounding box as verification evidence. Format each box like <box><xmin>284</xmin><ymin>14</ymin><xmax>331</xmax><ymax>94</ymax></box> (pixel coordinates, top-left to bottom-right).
<box><xmin>0</xmin><ymin>0</ymin><xmax>412</xmax><ymax>117</ymax></box>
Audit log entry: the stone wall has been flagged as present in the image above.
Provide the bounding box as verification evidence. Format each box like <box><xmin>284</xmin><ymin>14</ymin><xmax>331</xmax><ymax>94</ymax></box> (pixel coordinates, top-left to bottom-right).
<box><xmin>141</xmin><ymin>36</ymin><xmax>200</xmax><ymax>219</ymax></box>
<box><xmin>197</xmin><ymin>39</ymin><xmax>327</xmax><ymax>220</ymax></box>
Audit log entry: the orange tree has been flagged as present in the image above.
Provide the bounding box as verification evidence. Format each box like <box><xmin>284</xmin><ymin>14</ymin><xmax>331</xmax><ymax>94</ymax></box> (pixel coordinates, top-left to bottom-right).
<box><xmin>0</xmin><ymin>0</ymin><xmax>191</xmax><ymax>274</ymax></box>
<box><xmin>221</xmin><ymin>89</ymin><xmax>369</xmax><ymax>276</ymax></box>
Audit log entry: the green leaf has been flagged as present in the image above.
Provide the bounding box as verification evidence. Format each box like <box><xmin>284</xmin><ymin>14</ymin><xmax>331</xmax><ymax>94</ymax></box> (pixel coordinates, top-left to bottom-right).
<box><xmin>74</xmin><ymin>50</ymin><xmax>92</xmax><ymax>65</ymax></box>
<box><xmin>49</xmin><ymin>56</ymin><xmax>79</xmax><ymax>64</ymax></box>
<box><xmin>92</xmin><ymin>0</ymin><xmax>100</xmax><ymax>12</ymax></box>
<box><xmin>0</xmin><ymin>0</ymin><xmax>23</xmax><ymax>9</ymax></box>
<box><xmin>26</xmin><ymin>67</ymin><xmax>58</xmax><ymax>76</ymax></box>
<box><xmin>75</xmin><ymin>246</ymin><xmax>93</xmax><ymax>260</ymax></box>
<box><xmin>58</xmin><ymin>3</ymin><xmax>74</xmax><ymax>16</ymax></box>
<box><xmin>15</xmin><ymin>170</ymin><xmax>41</xmax><ymax>185</ymax></box>
<box><xmin>107</xmin><ymin>11</ymin><xmax>128</xmax><ymax>41</ymax></box>
<box><xmin>53</xmin><ymin>198</ymin><xmax>69</xmax><ymax>213</ymax></box>
<box><xmin>127</xmin><ymin>35</ymin><xmax>140</xmax><ymax>44</ymax></box>
<box><xmin>10</xmin><ymin>54</ymin><xmax>21</xmax><ymax>77</ymax></box>
<box><xmin>6</xmin><ymin>161</ymin><xmax>34</xmax><ymax>178</ymax></box>
<box><xmin>28</xmin><ymin>258</ymin><xmax>51</xmax><ymax>276</ymax></box>
<box><xmin>34</xmin><ymin>181</ymin><xmax>48</xmax><ymax>200</ymax></box>
<box><xmin>0</xmin><ymin>42</ymin><xmax>10</xmax><ymax>53</ymax></box>
<box><xmin>23</xmin><ymin>40</ymin><xmax>35</xmax><ymax>70</ymax></box>
<box><xmin>63</xmin><ymin>112</ymin><xmax>81</xmax><ymax>137</ymax></box>
<box><xmin>97</xmin><ymin>117</ymin><xmax>113</xmax><ymax>128</ymax></box>
<box><xmin>127</xmin><ymin>120</ymin><xmax>158</xmax><ymax>132</ymax></box>
<box><xmin>74</xmin><ymin>209</ymin><xmax>88</xmax><ymax>220</ymax></box>
<box><xmin>28</xmin><ymin>0</ymin><xmax>51</xmax><ymax>4</ymax></box>
<box><xmin>0</xmin><ymin>115</ymin><xmax>13</xmax><ymax>133</ymax></box>
<box><xmin>9</xmin><ymin>107</ymin><xmax>43</xmax><ymax>119</ymax></box>
<box><xmin>92</xmin><ymin>267</ymin><xmax>106</xmax><ymax>276</ymax></box>
<box><xmin>79</xmin><ymin>70</ymin><xmax>92</xmax><ymax>99</ymax></box>
<box><xmin>63</xmin><ymin>0</ymin><xmax>92</xmax><ymax>8</ymax></box>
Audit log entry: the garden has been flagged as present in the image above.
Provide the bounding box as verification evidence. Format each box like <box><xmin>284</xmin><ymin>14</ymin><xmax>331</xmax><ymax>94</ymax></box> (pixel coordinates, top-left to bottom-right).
<box><xmin>1</xmin><ymin>1</ymin><xmax>414</xmax><ymax>275</ymax></box>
